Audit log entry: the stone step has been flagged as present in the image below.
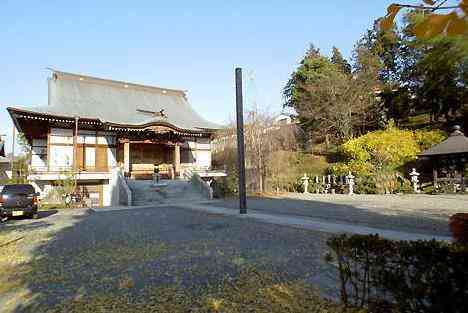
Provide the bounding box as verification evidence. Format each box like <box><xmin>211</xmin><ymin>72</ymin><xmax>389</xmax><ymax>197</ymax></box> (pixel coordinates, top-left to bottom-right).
<box><xmin>127</xmin><ymin>179</ymin><xmax>206</xmax><ymax>205</ymax></box>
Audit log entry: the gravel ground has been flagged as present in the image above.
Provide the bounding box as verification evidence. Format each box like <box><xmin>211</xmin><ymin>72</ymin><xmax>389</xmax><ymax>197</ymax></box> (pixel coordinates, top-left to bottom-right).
<box><xmin>216</xmin><ymin>194</ymin><xmax>468</xmax><ymax>236</ymax></box>
<box><xmin>0</xmin><ymin>206</ymin><xmax>336</xmax><ymax>313</ymax></box>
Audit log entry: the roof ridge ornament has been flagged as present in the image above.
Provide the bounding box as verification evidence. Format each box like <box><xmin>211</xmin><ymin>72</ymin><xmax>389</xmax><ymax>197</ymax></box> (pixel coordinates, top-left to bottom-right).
<box><xmin>136</xmin><ymin>108</ymin><xmax>168</xmax><ymax>119</ymax></box>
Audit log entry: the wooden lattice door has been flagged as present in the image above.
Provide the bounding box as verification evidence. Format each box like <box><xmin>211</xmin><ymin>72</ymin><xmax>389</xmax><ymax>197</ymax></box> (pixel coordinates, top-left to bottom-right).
<box><xmin>96</xmin><ymin>146</ymin><xmax>108</xmax><ymax>172</ymax></box>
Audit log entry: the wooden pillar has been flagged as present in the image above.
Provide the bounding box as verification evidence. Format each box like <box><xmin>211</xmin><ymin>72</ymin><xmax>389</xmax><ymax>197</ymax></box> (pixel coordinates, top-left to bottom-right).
<box><xmin>460</xmin><ymin>163</ymin><xmax>466</xmax><ymax>193</ymax></box>
<box><xmin>73</xmin><ymin>117</ymin><xmax>79</xmax><ymax>173</ymax></box>
<box><xmin>173</xmin><ymin>143</ymin><xmax>181</xmax><ymax>178</ymax></box>
<box><xmin>124</xmin><ymin>142</ymin><xmax>130</xmax><ymax>176</ymax></box>
<box><xmin>94</xmin><ymin>129</ymin><xmax>98</xmax><ymax>172</ymax></box>
<box><xmin>47</xmin><ymin>130</ymin><xmax>51</xmax><ymax>171</ymax></box>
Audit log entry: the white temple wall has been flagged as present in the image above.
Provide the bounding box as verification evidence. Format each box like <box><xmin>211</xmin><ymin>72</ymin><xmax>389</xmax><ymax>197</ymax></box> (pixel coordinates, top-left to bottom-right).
<box><xmin>49</xmin><ymin>146</ymin><xmax>74</xmax><ymax>170</ymax></box>
<box><xmin>31</xmin><ymin>128</ymin><xmax>117</xmax><ymax>172</ymax></box>
<box><xmin>48</xmin><ymin>128</ymin><xmax>74</xmax><ymax>171</ymax></box>
<box><xmin>182</xmin><ymin>137</ymin><xmax>212</xmax><ymax>169</ymax></box>
<box><xmin>31</xmin><ymin>139</ymin><xmax>47</xmax><ymax>169</ymax></box>
<box><xmin>102</xmin><ymin>181</ymin><xmax>111</xmax><ymax>206</ymax></box>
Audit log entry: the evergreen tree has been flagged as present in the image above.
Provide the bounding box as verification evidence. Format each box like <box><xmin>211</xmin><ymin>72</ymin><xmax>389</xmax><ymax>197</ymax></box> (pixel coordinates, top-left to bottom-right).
<box><xmin>355</xmin><ymin>15</ymin><xmax>467</xmax><ymax>127</ymax></box>
<box><xmin>330</xmin><ymin>47</ymin><xmax>351</xmax><ymax>74</ymax></box>
<box><xmin>283</xmin><ymin>45</ymin><xmax>382</xmax><ymax>142</ymax></box>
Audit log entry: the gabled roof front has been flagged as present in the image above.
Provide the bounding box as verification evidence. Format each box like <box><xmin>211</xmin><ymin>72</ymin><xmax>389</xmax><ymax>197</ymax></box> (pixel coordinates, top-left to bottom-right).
<box><xmin>8</xmin><ymin>70</ymin><xmax>220</xmax><ymax>133</ymax></box>
<box><xmin>420</xmin><ymin>126</ymin><xmax>468</xmax><ymax>157</ymax></box>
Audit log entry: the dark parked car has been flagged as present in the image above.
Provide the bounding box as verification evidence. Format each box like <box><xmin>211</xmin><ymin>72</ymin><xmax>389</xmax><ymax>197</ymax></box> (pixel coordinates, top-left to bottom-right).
<box><xmin>0</xmin><ymin>184</ymin><xmax>39</xmax><ymax>220</ymax></box>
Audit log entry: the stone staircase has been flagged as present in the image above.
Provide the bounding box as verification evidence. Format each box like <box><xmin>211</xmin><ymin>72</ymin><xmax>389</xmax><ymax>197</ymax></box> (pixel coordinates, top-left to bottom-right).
<box><xmin>127</xmin><ymin>179</ymin><xmax>208</xmax><ymax>206</ymax></box>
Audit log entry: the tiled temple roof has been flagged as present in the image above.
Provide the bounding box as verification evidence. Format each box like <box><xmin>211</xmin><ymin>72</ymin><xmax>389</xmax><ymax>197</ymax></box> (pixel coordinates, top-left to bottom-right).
<box><xmin>8</xmin><ymin>70</ymin><xmax>220</xmax><ymax>133</ymax></box>
<box><xmin>420</xmin><ymin>127</ymin><xmax>468</xmax><ymax>156</ymax></box>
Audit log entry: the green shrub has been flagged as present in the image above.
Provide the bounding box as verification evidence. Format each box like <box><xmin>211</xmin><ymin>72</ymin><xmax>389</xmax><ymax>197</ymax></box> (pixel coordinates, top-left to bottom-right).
<box><xmin>414</xmin><ymin>129</ymin><xmax>447</xmax><ymax>150</ymax></box>
<box><xmin>326</xmin><ymin>234</ymin><xmax>468</xmax><ymax>313</ymax></box>
<box><xmin>267</xmin><ymin>151</ymin><xmax>330</xmax><ymax>193</ymax></box>
<box><xmin>298</xmin><ymin>153</ymin><xmax>330</xmax><ymax>176</ymax></box>
<box><xmin>354</xmin><ymin>176</ymin><xmax>377</xmax><ymax>194</ymax></box>
<box><xmin>212</xmin><ymin>177</ymin><xmax>237</xmax><ymax>198</ymax></box>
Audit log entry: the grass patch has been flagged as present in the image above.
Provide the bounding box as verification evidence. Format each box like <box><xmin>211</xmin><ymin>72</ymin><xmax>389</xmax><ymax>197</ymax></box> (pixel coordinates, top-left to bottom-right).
<box><xmin>0</xmin><ymin>232</ymin><xmax>31</xmax><ymax>295</ymax></box>
<box><xmin>26</xmin><ymin>240</ymin><xmax>170</xmax><ymax>286</ymax></box>
<box><xmin>47</xmin><ymin>269</ymin><xmax>362</xmax><ymax>313</ymax></box>
<box><xmin>39</xmin><ymin>203</ymin><xmax>68</xmax><ymax>211</ymax></box>
<box><xmin>401</xmin><ymin>113</ymin><xmax>432</xmax><ymax>127</ymax></box>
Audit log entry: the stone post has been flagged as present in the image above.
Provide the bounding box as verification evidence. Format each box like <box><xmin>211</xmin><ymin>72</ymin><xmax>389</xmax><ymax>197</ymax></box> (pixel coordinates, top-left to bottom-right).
<box><xmin>346</xmin><ymin>171</ymin><xmax>355</xmax><ymax>195</ymax></box>
<box><xmin>409</xmin><ymin>168</ymin><xmax>420</xmax><ymax>193</ymax></box>
<box><xmin>301</xmin><ymin>173</ymin><xmax>310</xmax><ymax>194</ymax></box>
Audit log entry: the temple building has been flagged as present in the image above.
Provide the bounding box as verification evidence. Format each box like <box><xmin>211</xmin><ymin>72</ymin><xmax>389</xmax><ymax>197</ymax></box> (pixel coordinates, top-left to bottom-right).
<box><xmin>7</xmin><ymin>70</ymin><xmax>219</xmax><ymax>206</ymax></box>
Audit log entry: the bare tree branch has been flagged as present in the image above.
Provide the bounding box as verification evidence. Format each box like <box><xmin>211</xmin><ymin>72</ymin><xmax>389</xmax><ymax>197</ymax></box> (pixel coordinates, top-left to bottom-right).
<box><xmin>393</xmin><ymin>3</ymin><xmax>460</xmax><ymax>10</ymax></box>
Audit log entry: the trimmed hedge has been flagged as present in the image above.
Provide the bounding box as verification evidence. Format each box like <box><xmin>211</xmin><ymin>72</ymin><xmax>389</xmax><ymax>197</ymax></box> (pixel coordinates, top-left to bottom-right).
<box><xmin>326</xmin><ymin>234</ymin><xmax>468</xmax><ymax>313</ymax></box>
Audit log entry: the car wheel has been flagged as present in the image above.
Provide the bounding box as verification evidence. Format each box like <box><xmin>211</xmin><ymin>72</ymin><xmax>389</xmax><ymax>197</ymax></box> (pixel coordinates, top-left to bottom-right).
<box><xmin>29</xmin><ymin>212</ymin><xmax>39</xmax><ymax>219</ymax></box>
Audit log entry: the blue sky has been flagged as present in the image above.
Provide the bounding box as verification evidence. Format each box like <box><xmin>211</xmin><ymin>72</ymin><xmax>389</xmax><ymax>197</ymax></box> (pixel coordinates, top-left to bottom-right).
<box><xmin>0</xmin><ymin>0</ymin><xmax>396</xmax><ymax>153</ymax></box>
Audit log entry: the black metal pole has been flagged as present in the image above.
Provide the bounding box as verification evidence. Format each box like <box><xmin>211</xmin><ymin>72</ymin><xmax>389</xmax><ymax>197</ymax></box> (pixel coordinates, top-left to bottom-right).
<box><xmin>235</xmin><ymin>68</ymin><xmax>247</xmax><ymax>214</ymax></box>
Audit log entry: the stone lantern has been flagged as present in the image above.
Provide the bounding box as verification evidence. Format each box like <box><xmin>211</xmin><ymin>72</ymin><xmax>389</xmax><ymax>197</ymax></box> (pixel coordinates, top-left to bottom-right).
<box><xmin>409</xmin><ymin>168</ymin><xmax>420</xmax><ymax>193</ymax></box>
<box><xmin>346</xmin><ymin>171</ymin><xmax>355</xmax><ymax>195</ymax></box>
<box><xmin>301</xmin><ymin>173</ymin><xmax>310</xmax><ymax>194</ymax></box>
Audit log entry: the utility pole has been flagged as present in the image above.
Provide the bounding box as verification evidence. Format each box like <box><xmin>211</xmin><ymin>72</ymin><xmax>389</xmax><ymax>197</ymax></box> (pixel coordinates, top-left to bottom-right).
<box><xmin>235</xmin><ymin>68</ymin><xmax>247</xmax><ymax>214</ymax></box>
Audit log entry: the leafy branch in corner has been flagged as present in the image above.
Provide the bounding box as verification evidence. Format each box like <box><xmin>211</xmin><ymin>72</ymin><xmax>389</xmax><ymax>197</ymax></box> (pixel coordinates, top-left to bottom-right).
<box><xmin>380</xmin><ymin>0</ymin><xmax>467</xmax><ymax>38</ymax></box>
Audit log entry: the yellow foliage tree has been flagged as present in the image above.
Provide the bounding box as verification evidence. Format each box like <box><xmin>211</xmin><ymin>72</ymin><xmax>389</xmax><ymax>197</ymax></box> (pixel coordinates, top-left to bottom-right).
<box><xmin>330</xmin><ymin>123</ymin><xmax>446</xmax><ymax>193</ymax></box>
<box><xmin>380</xmin><ymin>0</ymin><xmax>467</xmax><ymax>38</ymax></box>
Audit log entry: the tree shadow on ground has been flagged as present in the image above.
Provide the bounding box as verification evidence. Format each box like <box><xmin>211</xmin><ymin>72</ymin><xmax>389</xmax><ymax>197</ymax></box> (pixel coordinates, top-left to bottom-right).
<box><xmin>37</xmin><ymin>210</ymin><xmax>59</xmax><ymax>219</ymax></box>
<box><xmin>6</xmin><ymin>206</ymin><xmax>338</xmax><ymax>312</ymax></box>
<box><xmin>0</xmin><ymin>210</ymin><xmax>58</xmax><ymax>234</ymax></box>
<box><xmin>3</xmin><ymin>196</ymin><xmax>456</xmax><ymax>312</ymax></box>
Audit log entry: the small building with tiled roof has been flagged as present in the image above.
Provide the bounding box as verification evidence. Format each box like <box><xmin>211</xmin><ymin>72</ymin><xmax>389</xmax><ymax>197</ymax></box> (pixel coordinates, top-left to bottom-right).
<box><xmin>7</xmin><ymin>70</ymin><xmax>220</xmax><ymax>206</ymax></box>
<box><xmin>419</xmin><ymin>126</ymin><xmax>468</xmax><ymax>192</ymax></box>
